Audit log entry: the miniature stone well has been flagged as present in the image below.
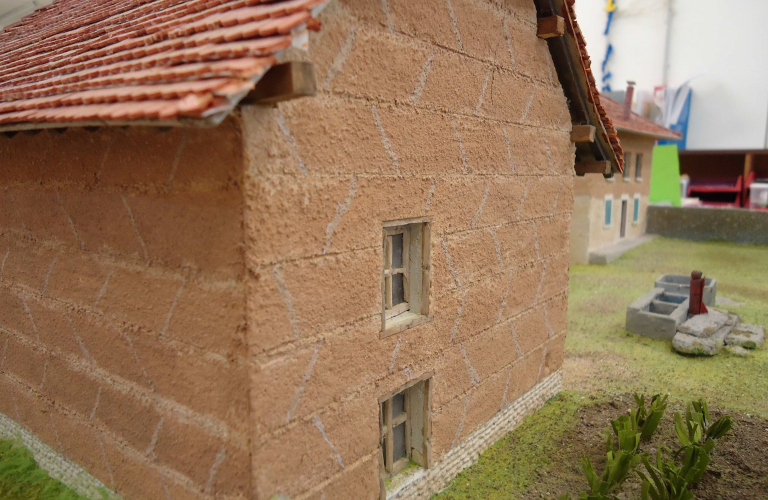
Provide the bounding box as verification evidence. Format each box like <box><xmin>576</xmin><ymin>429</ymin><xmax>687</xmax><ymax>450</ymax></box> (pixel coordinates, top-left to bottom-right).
<box><xmin>626</xmin><ymin>271</ymin><xmax>765</xmax><ymax>356</ymax></box>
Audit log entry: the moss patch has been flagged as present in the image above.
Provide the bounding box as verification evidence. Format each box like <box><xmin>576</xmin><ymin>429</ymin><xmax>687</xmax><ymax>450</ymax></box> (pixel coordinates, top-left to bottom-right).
<box><xmin>0</xmin><ymin>440</ymin><xmax>90</xmax><ymax>500</ymax></box>
<box><xmin>433</xmin><ymin>392</ymin><xmax>587</xmax><ymax>499</ymax></box>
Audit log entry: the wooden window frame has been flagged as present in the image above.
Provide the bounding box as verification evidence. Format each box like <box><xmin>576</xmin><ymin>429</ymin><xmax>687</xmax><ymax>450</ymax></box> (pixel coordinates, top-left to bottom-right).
<box><xmin>381</xmin><ymin>218</ymin><xmax>431</xmax><ymax>337</ymax></box>
<box><xmin>378</xmin><ymin>374</ymin><xmax>432</xmax><ymax>481</ymax></box>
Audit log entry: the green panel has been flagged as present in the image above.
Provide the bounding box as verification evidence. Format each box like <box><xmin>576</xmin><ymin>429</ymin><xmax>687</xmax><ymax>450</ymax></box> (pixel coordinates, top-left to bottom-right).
<box><xmin>649</xmin><ymin>144</ymin><xmax>682</xmax><ymax>207</ymax></box>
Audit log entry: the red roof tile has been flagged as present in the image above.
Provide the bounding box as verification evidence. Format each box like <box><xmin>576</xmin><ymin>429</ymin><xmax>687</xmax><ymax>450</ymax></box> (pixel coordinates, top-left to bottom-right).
<box><xmin>600</xmin><ymin>95</ymin><xmax>682</xmax><ymax>141</ymax></box>
<box><xmin>0</xmin><ymin>0</ymin><xmax>328</xmax><ymax>130</ymax></box>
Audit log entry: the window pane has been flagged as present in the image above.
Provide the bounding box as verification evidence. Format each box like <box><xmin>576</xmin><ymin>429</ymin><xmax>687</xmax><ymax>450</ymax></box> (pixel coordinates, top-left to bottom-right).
<box><xmin>392</xmin><ymin>392</ymin><xmax>405</xmax><ymax>418</ymax></box>
<box><xmin>623</xmin><ymin>153</ymin><xmax>631</xmax><ymax>178</ymax></box>
<box><xmin>634</xmin><ymin>198</ymin><xmax>640</xmax><ymax>221</ymax></box>
<box><xmin>636</xmin><ymin>154</ymin><xmax>643</xmax><ymax>179</ymax></box>
<box><xmin>393</xmin><ymin>422</ymin><xmax>407</xmax><ymax>462</ymax></box>
<box><xmin>605</xmin><ymin>200</ymin><xmax>612</xmax><ymax>225</ymax></box>
<box><xmin>392</xmin><ymin>233</ymin><xmax>404</xmax><ymax>268</ymax></box>
<box><xmin>392</xmin><ymin>273</ymin><xmax>405</xmax><ymax>306</ymax></box>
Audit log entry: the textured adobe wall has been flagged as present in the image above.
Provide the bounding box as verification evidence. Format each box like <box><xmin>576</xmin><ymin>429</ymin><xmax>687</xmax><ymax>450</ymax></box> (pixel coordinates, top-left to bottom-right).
<box><xmin>243</xmin><ymin>0</ymin><xmax>574</xmax><ymax>498</ymax></box>
<box><xmin>0</xmin><ymin>119</ymin><xmax>250</xmax><ymax>500</ymax></box>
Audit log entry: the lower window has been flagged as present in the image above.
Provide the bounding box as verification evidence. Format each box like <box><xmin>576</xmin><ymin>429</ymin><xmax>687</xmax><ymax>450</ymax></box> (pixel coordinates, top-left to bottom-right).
<box><xmin>379</xmin><ymin>378</ymin><xmax>431</xmax><ymax>479</ymax></box>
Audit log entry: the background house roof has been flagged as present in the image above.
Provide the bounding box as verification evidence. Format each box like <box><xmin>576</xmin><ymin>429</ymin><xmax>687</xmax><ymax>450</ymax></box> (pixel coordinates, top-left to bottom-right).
<box><xmin>600</xmin><ymin>95</ymin><xmax>683</xmax><ymax>141</ymax></box>
<box><xmin>0</xmin><ymin>0</ymin><xmax>327</xmax><ymax>131</ymax></box>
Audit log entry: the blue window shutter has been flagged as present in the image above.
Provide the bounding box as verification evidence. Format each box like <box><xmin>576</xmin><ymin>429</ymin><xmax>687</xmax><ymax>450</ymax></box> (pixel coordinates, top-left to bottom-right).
<box><xmin>633</xmin><ymin>198</ymin><xmax>640</xmax><ymax>221</ymax></box>
<box><xmin>605</xmin><ymin>200</ymin><xmax>612</xmax><ymax>225</ymax></box>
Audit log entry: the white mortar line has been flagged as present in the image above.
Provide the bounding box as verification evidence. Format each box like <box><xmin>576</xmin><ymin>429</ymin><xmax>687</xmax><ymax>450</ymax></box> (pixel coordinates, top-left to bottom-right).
<box><xmin>66</xmin><ymin>311</ymin><xmax>94</xmax><ymax>364</ymax></box>
<box><xmin>39</xmin><ymin>358</ymin><xmax>48</xmax><ymax>390</ymax></box>
<box><xmin>120</xmin><ymin>330</ymin><xmax>153</xmax><ymax>388</ymax></box>
<box><xmin>379</xmin><ymin>0</ymin><xmax>395</xmax><ymax>34</ymax></box>
<box><xmin>95</xmin><ymin>435</ymin><xmax>115</xmax><ymax>488</ymax></box>
<box><xmin>371</xmin><ymin>105</ymin><xmax>402</xmax><ymax>177</ymax></box>
<box><xmin>543</xmin><ymin>135</ymin><xmax>555</xmax><ymax>175</ymax></box>
<box><xmin>11</xmin><ymin>389</ymin><xmax>22</xmax><ymax>422</ymax></box>
<box><xmin>272</xmin><ymin>265</ymin><xmax>301</xmax><ymax>339</ymax></box>
<box><xmin>502</xmin><ymin>18</ymin><xmax>517</xmax><ymax>69</ymax></box>
<box><xmin>537</xmin><ymin>345</ymin><xmax>549</xmax><ymax>383</ymax></box>
<box><xmin>387</xmin><ymin>336</ymin><xmax>401</xmax><ymax>374</ymax></box>
<box><xmin>159</xmin><ymin>279</ymin><xmax>186</xmax><ymax>340</ymax></box>
<box><xmin>89</xmin><ymin>386</ymin><xmax>101</xmax><ymax>423</ymax></box>
<box><xmin>286</xmin><ymin>340</ymin><xmax>323</xmax><ymax>424</ymax></box>
<box><xmin>165</xmin><ymin>129</ymin><xmax>190</xmax><ymax>188</ymax></box>
<box><xmin>0</xmin><ymin>248</ymin><xmax>9</xmax><ymax>282</ymax></box>
<box><xmin>403</xmin><ymin>365</ymin><xmax>412</xmax><ymax>379</ymax></box>
<box><xmin>451</xmin><ymin>117</ymin><xmax>472</xmax><ymax>173</ymax></box>
<box><xmin>424</xmin><ymin>179</ymin><xmax>437</xmax><ymax>214</ymax></box>
<box><xmin>445</xmin><ymin>0</ymin><xmax>464</xmax><ymax>51</ymax></box>
<box><xmin>551</xmin><ymin>178</ymin><xmax>563</xmax><ymax>215</ymax></box>
<box><xmin>94</xmin><ymin>135</ymin><xmax>114</xmax><ymax>182</ymax></box>
<box><xmin>497</xmin><ymin>268</ymin><xmax>514</xmax><ymax>324</ymax></box>
<box><xmin>48</xmin><ymin>412</ymin><xmax>64</xmax><ymax>451</ymax></box>
<box><xmin>448</xmin><ymin>290</ymin><xmax>467</xmax><ymax>343</ymax></box>
<box><xmin>145</xmin><ymin>416</ymin><xmax>164</xmax><ymax>457</ymax></box>
<box><xmin>120</xmin><ymin>195</ymin><xmax>149</xmax><ymax>264</ymax></box>
<box><xmin>500</xmin><ymin>365</ymin><xmax>513</xmax><ymax>409</ymax></box>
<box><xmin>516</xmin><ymin>178</ymin><xmax>530</xmax><ymax>221</ymax></box>
<box><xmin>543</xmin><ymin>304</ymin><xmax>556</xmax><ymax>338</ymax></box>
<box><xmin>535</xmin><ymin>262</ymin><xmax>547</xmax><ymax>307</ymax></box>
<box><xmin>0</xmin><ymin>338</ymin><xmax>8</xmax><ymax>371</ymax></box>
<box><xmin>502</xmin><ymin>124</ymin><xmax>516</xmax><ymax>174</ymax></box>
<box><xmin>470</xmin><ymin>183</ymin><xmax>489</xmax><ymax>230</ymax></box>
<box><xmin>41</xmin><ymin>257</ymin><xmax>57</xmax><ymax>297</ymax></box>
<box><xmin>313</xmin><ymin>416</ymin><xmax>345</xmax><ymax>469</ymax></box>
<box><xmin>510</xmin><ymin>322</ymin><xmax>524</xmax><ymax>358</ymax></box>
<box><xmin>489</xmin><ymin>227</ymin><xmax>503</xmax><ymax>272</ymax></box>
<box><xmin>56</xmin><ymin>190</ymin><xmax>84</xmax><ymax>249</ymax></box>
<box><xmin>520</xmin><ymin>87</ymin><xmax>535</xmax><ymax>123</ymax></box>
<box><xmin>276</xmin><ymin>110</ymin><xmax>308</xmax><ymax>176</ymax></box>
<box><xmin>204</xmin><ymin>446</ymin><xmax>227</xmax><ymax>494</ymax></box>
<box><xmin>323</xmin><ymin>175</ymin><xmax>358</xmax><ymax>255</ymax></box>
<box><xmin>459</xmin><ymin>343</ymin><xmax>480</xmax><ymax>386</ymax></box>
<box><xmin>93</xmin><ymin>268</ymin><xmax>114</xmax><ymax>311</ymax></box>
<box><xmin>410</xmin><ymin>52</ymin><xmax>434</xmax><ymax>106</ymax></box>
<box><xmin>323</xmin><ymin>26</ymin><xmax>357</xmax><ymax>91</ymax></box>
<box><xmin>474</xmin><ymin>66</ymin><xmax>493</xmax><ymax>115</ymax></box>
<box><xmin>160</xmin><ymin>475</ymin><xmax>173</xmax><ymax>500</ymax></box>
<box><xmin>440</xmin><ymin>236</ymin><xmax>462</xmax><ymax>292</ymax></box>
<box><xmin>21</xmin><ymin>297</ymin><xmax>39</xmax><ymax>342</ymax></box>
<box><xmin>533</xmin><ymin>224</ymin><xmax>541</xmax><ymax>260</ymax></box>
<box><xmin>450</xmin><ymin>393</ymin><xmax>470</xmax><ymax>450</ymax></box>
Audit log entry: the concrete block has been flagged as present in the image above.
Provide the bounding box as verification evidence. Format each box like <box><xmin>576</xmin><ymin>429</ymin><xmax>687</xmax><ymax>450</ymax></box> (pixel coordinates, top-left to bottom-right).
<box><xmin>677</xmin><ymin>309</ymin><xmax>730</xmax><ymax>338</ymax></box>
<box><xmin>725</xmin><ymin>323</ymin><xmax>765</xmax><ymax>349</ymax></box>
<box><xmin>587</xmin><ymin>235</ymin><xmax>656</xmax><ymax>265</ymax></box>
<box><xmin>625</xmin><ymin>288</ymin><xmax>688</xmax><ymax>341</ymax></box>
<box><xmin>724</xmin><ymin>345</ymin><xmax>753</xmax><ymax>357</ymax></box>
<box><xmin>655</xmin><ymin>274</ymin><xmax>717</xmax><ymax>306</ymax></box>
<box><xmin>672</xmin><ymin>332</ymin><xmax>721</xmax><ymax>356</ymax></box>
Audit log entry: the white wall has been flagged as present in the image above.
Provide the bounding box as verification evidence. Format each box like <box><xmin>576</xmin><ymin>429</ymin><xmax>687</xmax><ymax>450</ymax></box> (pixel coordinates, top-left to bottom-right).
<box><xmin>575</xmin><ymin>0</ymin><xmax>768</xmax><ymax>150</ymax></box>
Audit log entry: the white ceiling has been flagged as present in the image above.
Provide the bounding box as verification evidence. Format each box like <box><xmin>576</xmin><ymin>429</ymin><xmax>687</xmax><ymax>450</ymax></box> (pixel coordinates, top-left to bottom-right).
<box><xmin>0</xmin><ymin>0</ymin><xmax>54</xmax><ymax>31</ymax></box>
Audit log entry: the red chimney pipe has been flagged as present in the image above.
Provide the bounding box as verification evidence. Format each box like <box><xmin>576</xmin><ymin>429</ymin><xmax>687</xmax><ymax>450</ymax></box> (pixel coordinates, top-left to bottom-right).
<box><xmin>624</xmin><ymin>81</ymin><xmax>635</xmax><ymax>120</ymax></box>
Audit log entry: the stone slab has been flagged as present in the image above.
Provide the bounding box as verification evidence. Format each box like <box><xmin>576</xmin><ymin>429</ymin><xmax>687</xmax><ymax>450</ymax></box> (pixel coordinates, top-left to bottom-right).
<box><xmin>677</xmin><ymin>309</ymin><xmax>730</xmax><ymax>338</ymax></box>
<box><xmin>725</xmin><ymin>323</ymin><xmax>765</xmax><ymax>350</ymax></box>
<box><xmin>724</xmin><ymin>345</ymin><xmax>753</xmax><ymax>357</ymax></box>
<box><xmin>588</xmin><ymin>235</ymin><xmax>656</xmax><ymax>265</ymax></box>
<box><xmin>672</xmin><ymin>332</ymin><xmax>722</xmax><ymax>356</ymax></box>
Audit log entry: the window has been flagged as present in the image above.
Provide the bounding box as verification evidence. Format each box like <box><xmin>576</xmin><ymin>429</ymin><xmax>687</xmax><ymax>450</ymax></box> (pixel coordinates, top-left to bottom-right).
<box><xmin>379</xmin><ymin>377</ymin><xmax>431</xmax><ymax>480</ymax></box>
<box><xmin>633</xmin><ymin>194</ymin><xmax>641</xmax><ymax>222</ymax></box>
<box><xmin>635</xmin><ymin>153</ymin><xmax>643</xmax><ymax>181</ymax></box>
<box><xmin>382</xmin><ymin>219</ymin><xmax>431</xmax><ymax>336</ymax></box>
<box><xmin>604</xmin><ymin>196</ymin><xmax>613</xmax><ymax>226</ymax></box>
<box><xmin>623</xmin><ymin>152</ymin><xmax>632</xmax><ymax>181</ymax></box>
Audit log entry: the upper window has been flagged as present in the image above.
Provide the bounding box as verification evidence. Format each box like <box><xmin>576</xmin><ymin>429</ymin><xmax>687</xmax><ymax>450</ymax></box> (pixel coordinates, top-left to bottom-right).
<box><xmin>380</xmin><ymin>378</ymin><xmax>430</xmax><ymax>481</ymax></box>
<box><xmin>633</xmin><ymin>195</ymin><xmax>641</xmax><ymax>222</ymax></box>
<box><xmin>604</xmin><ymin>196</ymin><xmax>613</xmax><ymax>226</ymax></box>
<box><xmin>623</xmin><ymin>152</ymin><xmax>632</xmax><ymax>181</ymax></box>
<box><xmin>382</xmin><ymin>219</ymin><xmax>431</xmax><ymax>336</ymax></box>
<box><xmin>635</xmin><ymin>153</ymin><xmax>643</xmax><ymax>181</ymax></box>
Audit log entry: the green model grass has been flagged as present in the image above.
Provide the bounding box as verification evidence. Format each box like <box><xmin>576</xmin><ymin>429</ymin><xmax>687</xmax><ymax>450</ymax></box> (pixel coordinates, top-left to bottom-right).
<box><xmin>435</xmin><ymin>238</ymin><xmax>768</xmax><ymax>499</ymax></box>
<box><xmin>0</xmin><ymin>440</ymin><xmax>89</xmax><ymax>500</ymax></box>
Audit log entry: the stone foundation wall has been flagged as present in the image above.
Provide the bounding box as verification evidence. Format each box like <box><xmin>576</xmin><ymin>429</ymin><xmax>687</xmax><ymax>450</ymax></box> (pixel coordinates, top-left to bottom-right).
<box><xmin>244</xmin><ymin>1</ymin><xmax>574</xmax><ymax>498</ymax></box>
<box><xmin>0</xmin><ymin>119</ymin><xmax>250</xmax><ymax>500</ymax></box>
<box><xmin>647</xmin><ymin>206</ymin><xmax>768</xmax><ymax>245</ymax></box>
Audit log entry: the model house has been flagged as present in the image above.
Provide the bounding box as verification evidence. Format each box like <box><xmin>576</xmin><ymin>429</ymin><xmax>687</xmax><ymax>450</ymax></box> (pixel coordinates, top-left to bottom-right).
<box><xmin>0</xmin><ymin>0</ymin><xmax>621</xmax><ymax>499</ymax></box>
<box><xmin>570</xmin><ymin>90</ymin><xmax>681</xmax><ymax>265</ymax></box>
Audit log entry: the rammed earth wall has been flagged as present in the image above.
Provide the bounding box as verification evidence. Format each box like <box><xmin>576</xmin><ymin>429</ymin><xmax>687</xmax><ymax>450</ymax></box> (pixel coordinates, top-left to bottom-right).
<box><xmin>244</xmin><ymin>0</ymin><xmax>573</xmax><ymax>498</ymax></box>
<box><xmin>0</xmin><ymin>1</ymin><xmax>574</xmax><ymax>499</ymax></box>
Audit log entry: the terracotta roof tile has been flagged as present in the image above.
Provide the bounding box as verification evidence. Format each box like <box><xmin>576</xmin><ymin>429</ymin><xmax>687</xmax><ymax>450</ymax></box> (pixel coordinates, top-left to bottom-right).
<box><xmin>0</xmin><ymin>0</ymin><xmax>327</xmax><ymax>129</ymax></box>
<box><xmin>600</xmin><ymin>95</ymin><xmax>683</xmax><ymax>141</ymax></box>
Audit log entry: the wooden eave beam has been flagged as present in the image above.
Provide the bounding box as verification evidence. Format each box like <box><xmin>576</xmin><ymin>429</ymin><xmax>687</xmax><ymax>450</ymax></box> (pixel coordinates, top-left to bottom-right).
<box><xmin>244</xmin><ymin>61</ymin><xmax>316</xmax><ymax>104</ymax></box>
<box><xmin>575</xmin><ymin>161</ymin><xmax>611</xmax><ymax>176</ymax></box>
<box><xmin>537</xmin><ymin>16</ymin><xmax>565</xmax><ymax>39</ymax></box>
<box><xmin>571</xmin><ymin>125</ymin><xmax>596</xmax><ymax>143</ymax></box>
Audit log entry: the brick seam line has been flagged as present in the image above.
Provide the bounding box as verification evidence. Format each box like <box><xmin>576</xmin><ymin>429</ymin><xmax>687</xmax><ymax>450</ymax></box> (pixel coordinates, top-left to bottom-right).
<box><xmin>203</xmin><ymin>446</ymin><xmax>227</xmax><ymax>494</ymax></box>
<box><xmin>272</xmin><ymin>265</ymin><xmax>301</xmax><ymax>340</ymax></box>
<box><xmin>371</xmin><ymin>104</ymin><xmax>402</xmax><ymax>178</ymax></box>
<box><xmin>516</xmin><ymin>177</ymin><xmax>530</xmax><ymax>221</ymax></box>
<box><xmin>445</xmin><ymin>0</ymin><xmax>464</xmax><ymax>52</ymax></box>
<box><xmin>0</xmin><ymin>337</ymin><xmax>8</xmax><ymax>371</ymax></box>
<box><xmin>92</xmin><ymin>268</ymin><xmax>114</xmax><ymax>311</ymax></box>
<box><xmin>543</xmin><ymin>303</ymin><xmax>556</xmax><ymax>338</ymax></box>
<box><xmin>533</xmin><ymin>223</ymin><xmax>541</xmax><ymax>260</ymax></box>
<box><xmin>450</xmin><ymin>117</ymin><xmax>472</xmax><ymax>174</ymax></box>
<box><xmin>474</xmin><ymin>66</ymin><xmax>493</xmax><ymax>115</ymax></box>
<box><xmin>448</xmin><ymin>289</ymin><xmax>467</xmax><ymax>344</ymax></box>
<box><xmin>93</xmin><ymin>134</ymin><xmax>114</xmax><ymax>183</ymax></box>
<box><xmin>286</xmin><ymin>340</ymin><xmax>323</xmax><ymax>424</ymax></box>
<box><xmin>410</xmin><ymin>52</ymin><xmax>434</xmax><ymax>106</ymax></box>
<box><xmin>65</xmin><ymin>310</ymin><xmax>94</xmax><ymax>364</ymax></box>
<box><xmin>543</xmin><ymin>135</ymin><xmax>555</xmax><ymax>175</ymax></box>
<box><xmin>20</xmin><ymin>296</ymin><xmax>40</xmax><ymax>342</ymax></box>
<box><xmin>450</xmin><ymin>392</ymin><xmax>470</xmax><ymax>450</ymax></box>
<box><xmin>41</xmin><ymin>256</ymin><xmax>57</xmax><ymax>297</ymax></box>
<box><xmin>294</xmin><ymin>451</ymin><xmax>377</xmax><ymax>500</ymax></box>
<box><xmin>323</xmin><ymin>175</ymin><xmax>358</xmax><ymax>255</ymax></box>
<box><xmin>387</xmin><ymin>336</ymin><xmax>401</xmax><ymax>374</ymax></box>
<box><xmin>458</xmin><ymin>343</ymin><xmax>480</xmax><ymax>386</ymax></box>
<box><xmin>3</xmin><ymin>372</ymin><xmax>225</xmax><ymax>499</ymax></box>
<box><xmin>502</xmin><ymin>124</ymin><xmax>517</xmax><ymax>174</ymax></box>
<box><xmin>120</xmin><ymin>194</ymin><xmax>150</xmax><ymax>264</ymax></box>
<box><xmin>55</xmin><ymin>189</ymin><xmax>84</xmax><ymax>249</ymax></box>
<box><xmin>440</xmin><ymin>236</ymin><xmax>462</xmax><ymax>292</ymax></box>
<box><xmin>164</xmin><ymin>128</ymin><xmax>190</xmax><ymax>189</ymax></box>
<box><xmin>0</xmin><ymin>248</ymin><xmax>9</xmax><ymax>281</ymax></box>
<box><xmin>0</xmin><ymin>325</ymin><xmax>241</xmax><ymax>445</ymax></box>
<box><xmin>159</xmin><ymin>277</ymin><xmax>186</xmax><ymax>340</ymax></box>
<box><xmin>509</xmin><ymin>322</ymin><xmax>525</xmax><ymax>359</ymax></box>
<box><xmin>312</xmin><ymin>415</ymin><xmax>344</xmax><ymax>469</ymax></box>
<box><xmin>254</xmin><ymin>330</ymin><xmax>568</xmax><ymax>445</ymax></box>
<box><xmin>379</xmin><ymin>0</ymin><xmax>395</xmax><ymax>34</ymax></box>
<box><xmin>470</xmin><ymin>182</ymin><xmax>489</xmax><ymax>230</ymax></box>
<box><xmin>7</xmin><ymin>191</ymin><xmax>31</xmax><ymax>237</ymax></box>
<box><xmin>423</xmin><ymin>178</ymin><xmax>437</xmax><ymax>213</ymax></box>
<box><xmin>496</xmin><ymin>267</ymin><xmax>515</xmax><ymax>324</ymax></box>
<box><xmin>502</xmin><ymin>18</ymin><xmax>517</xmax><ymax>69</ymax></box>
<box><xmin>323</xmin><ymin>26</ymin><xmax>357</xmax><ymax>92</ymax></box>
<box><xmin>275</xmin><ymin>109</ymin><xmax>308</xmax><ymax>176</ymax></box>
<box><xmin>489</xmin><ymin>227</ymin><xmax>503</xmax><ymax>271</ymax></box>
